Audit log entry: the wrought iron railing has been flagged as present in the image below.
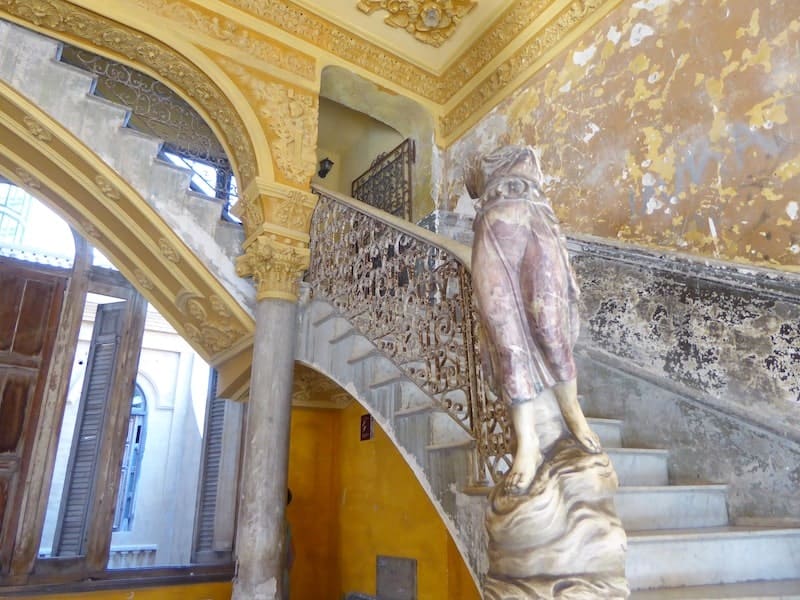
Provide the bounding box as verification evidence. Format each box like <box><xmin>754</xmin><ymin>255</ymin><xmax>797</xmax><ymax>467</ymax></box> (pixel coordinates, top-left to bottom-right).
<box><xmin>308</xmin><ymin>187</ymin><xmax>512</xmax><ymax>484</ymax></box>
<box><xmin>351</xmin><ymin>138</ymin><xmax>415</xmax><ymax>220</ymax></box>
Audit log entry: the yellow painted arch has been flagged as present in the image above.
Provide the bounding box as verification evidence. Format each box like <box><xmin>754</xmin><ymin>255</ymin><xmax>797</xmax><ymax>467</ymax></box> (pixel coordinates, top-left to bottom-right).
<box><xmin>0</xmin><ymin>78</ymin><xmax>255</xmax><ymax>366</ymax></box>
<box><xmin>0</xmin><ymin>1</ymin><xmax>274</xmax><ymax>191</ymax></box>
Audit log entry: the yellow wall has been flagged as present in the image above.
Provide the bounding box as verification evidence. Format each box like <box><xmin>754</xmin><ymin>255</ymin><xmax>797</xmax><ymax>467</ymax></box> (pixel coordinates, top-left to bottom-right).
<box><xmin>288</xmin><ymin>403</ymin><xmax>480</xmax><ymax>600</ymax></box>
<box><xmin>0</xmin><ymin>582</ymin><xmax>232</xmax><ymax>600</ymax></box>
<box><xmin>287</xmin><ymin>408</ymin><xmax>340</xmax><ymax>599</ymax></box>
<box><xmin>447</xmin><ymin>0</ymin><xmax>800</xmax><ymax>271</ymax></box>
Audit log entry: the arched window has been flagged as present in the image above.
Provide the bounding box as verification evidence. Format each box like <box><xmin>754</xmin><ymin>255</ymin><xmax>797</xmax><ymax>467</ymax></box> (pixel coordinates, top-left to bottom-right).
<box><xmin>113</xmin><ymin>383</ymin><xmax>147</xmax><ymax>531</ymax></box>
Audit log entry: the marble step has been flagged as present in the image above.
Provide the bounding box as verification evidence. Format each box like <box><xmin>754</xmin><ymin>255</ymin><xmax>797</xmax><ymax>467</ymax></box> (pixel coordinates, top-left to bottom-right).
<box><xmin>616</xmin><ymin>485</ymin><xmax>728</xmax><ymax>530</ymax></box>
<box><xmin>588</xmin><ymin>417</ymin><xmax>623</xmax><ymax>447</ymax></box>
<box><xmin>607</xmin><ymin>448</ymin><xmax>669</xmax><ymax>486</ymax></box>
<box><xmin>627</xmin><ymin>527</ymin><xmax>800</xmax><ymax>590</ymax></box>
<box><xmin>630</xmin><ymin>578</ymin><xmax>800</xmax><ymax>599</ymax></box>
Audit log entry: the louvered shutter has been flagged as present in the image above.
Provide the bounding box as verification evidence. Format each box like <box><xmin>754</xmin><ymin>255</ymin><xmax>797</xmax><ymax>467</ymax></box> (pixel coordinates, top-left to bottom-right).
<box><xmin>192</xmin><ymin>370</ymin><xmax>241</xmax><ymax>563</ymax></box>
<box><xmin>52</xmin><ymin>302</ymin><xmax>125</xmax><ymax>557</ymax></box>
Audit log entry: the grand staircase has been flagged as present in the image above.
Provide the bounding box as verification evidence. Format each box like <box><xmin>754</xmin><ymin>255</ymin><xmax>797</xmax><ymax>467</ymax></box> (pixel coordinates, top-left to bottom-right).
<box><xmin>0</xmin><ymin>19</ymin><xmax>252</xmax><ymax>313</ymax></box>
<box><xmin>2</xmin><ymin>18</ymin><xmax>799</xmax><ymax>598</ymax></box>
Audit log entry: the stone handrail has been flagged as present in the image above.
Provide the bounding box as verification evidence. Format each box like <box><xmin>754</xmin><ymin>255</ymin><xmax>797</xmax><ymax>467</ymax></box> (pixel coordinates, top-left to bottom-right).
<box><xmin>308</xmin><ymin>185</ymin><xmax>511</xmax><ymax>483</ymax></box>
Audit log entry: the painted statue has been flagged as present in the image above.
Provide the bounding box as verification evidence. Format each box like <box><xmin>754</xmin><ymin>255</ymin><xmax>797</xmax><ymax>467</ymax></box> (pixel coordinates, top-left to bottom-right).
<box><xmin>471</xmin><ymin>145</ymin><xmax>601</xmax><ymax>494</ymax></box>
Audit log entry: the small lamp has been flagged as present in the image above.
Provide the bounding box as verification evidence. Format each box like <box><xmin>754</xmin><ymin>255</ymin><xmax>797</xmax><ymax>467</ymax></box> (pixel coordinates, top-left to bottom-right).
<box><xmin>318</xmin><ymin>157</ymin><xmax>334</xmax><ymax>178</ymax></box>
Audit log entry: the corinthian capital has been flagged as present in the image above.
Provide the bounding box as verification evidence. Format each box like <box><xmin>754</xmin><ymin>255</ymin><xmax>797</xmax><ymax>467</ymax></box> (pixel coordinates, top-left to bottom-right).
<box><xmin>236</xmin><ymin>235</ymin><xmax>310</xmax><ymax>301</ymax></box>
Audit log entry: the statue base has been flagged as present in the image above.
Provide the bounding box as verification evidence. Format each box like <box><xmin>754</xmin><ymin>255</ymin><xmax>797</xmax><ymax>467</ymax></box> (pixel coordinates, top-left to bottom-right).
<box><xmin>485</xmin><ymin>396</ymin><xmax>629</xmax><ymax>599</ymax></box>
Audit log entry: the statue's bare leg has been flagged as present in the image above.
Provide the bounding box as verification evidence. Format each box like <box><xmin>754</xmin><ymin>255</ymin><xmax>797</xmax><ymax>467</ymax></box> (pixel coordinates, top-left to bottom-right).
<box><xmin>553</xmin><ymin>379</ymin><xmax>601</xmax><ymax>453</ymax></box>
<box><xmin>506</xmin><ymin>400</ymin><xmax>543</xmax><ymax>494</ymax></box>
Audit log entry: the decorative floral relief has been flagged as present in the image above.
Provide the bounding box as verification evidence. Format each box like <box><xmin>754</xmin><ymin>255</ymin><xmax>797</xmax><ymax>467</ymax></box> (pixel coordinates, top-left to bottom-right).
<box><xmin>94</xmin><ymin>175</ymin><xmax>121</xmax><ymax>202</ymax></box>
<box><xmin>22</xmin><ymin>115</ymin><xmax>53</xmax><ymax>142</ymax></box>
<box><xmin>176</xmin><ymin>290</ymin><xmax>245</xmax><ymax>354</ymax></box>
<box><xmin>357</xmin><ymin>0</ymin><xmax>476</xmax><ymax>47</ymax></box>
<box><xmin>132</xmin><ymin>0</ymin><xmax>315</xmax><ymax>80</ymax></box>
<box><xmin>216</xmin><ymin>59</ymin><xmax>317</xmax><ymax>185</ymax></box>
<box><xmin>158</xmin><ymin>238</ymin><xmax>181</xmax><ymax>263</ymax></box>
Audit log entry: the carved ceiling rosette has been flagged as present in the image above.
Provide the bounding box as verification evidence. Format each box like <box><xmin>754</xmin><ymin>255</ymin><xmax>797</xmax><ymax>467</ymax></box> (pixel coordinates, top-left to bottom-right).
<box><xmin>357</xmin><ymin>0</ymin><xmax>477</xmax><ymax>47</ymax></box>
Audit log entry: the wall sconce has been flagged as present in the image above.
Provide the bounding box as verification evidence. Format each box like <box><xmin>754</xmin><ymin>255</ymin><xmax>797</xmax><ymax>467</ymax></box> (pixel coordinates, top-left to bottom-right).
<box><xmin>318</xmin><ymin>157</ymin><xmax>334</xmax><ymax>179</ymax></box>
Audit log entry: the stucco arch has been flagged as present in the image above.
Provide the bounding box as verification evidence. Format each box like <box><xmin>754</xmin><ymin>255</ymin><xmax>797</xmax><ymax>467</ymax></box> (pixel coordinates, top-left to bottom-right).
<box><xmin>320</xmin><ymin>65</ymin><xmax>439</xmax><ymax>221</ymax></box>
<box><xmin>0</xmin><ymin>78</ymin><xmax>254</xmax><ymax>365</ymax></box>
<box><xmin>0</xmin><ymin>1</ymin><xmax>273</xmax><ymax>193</ymax></box>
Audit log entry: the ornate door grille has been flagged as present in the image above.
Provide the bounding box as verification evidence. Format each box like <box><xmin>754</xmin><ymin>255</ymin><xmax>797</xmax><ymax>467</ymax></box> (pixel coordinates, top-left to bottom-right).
<box><xmin>351</xmin><ymin>138</ymin><xmax>415</xmax><ymax>220</ymax></box>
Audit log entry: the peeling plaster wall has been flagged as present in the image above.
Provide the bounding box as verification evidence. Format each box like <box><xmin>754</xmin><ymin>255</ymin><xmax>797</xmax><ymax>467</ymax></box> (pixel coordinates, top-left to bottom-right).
<box><xmin>446</xmin><ymin>0</ymin><xmax>800</xmax><ymax>270</ymax></box>
<box><xmin>572</xmin><ymin>241</ymin><xmax>800</xmax><ymax>438</ymax></box>
<box><xmin>571</xmin><ymin>240</ymin><xmax>800</xmax><ymax>520</ymax></box>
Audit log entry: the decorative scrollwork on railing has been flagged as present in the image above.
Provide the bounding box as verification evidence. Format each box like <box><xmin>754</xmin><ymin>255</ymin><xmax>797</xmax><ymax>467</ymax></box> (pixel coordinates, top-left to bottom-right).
<box><xmin>308</xmin><ymin>188</ymin><xmax>512</xmax><ymax>484</ymax></box>
<box><xmin>351</xmin><ymin>138</ymin><xmax>414</xmax><ymax>220</ymax></box>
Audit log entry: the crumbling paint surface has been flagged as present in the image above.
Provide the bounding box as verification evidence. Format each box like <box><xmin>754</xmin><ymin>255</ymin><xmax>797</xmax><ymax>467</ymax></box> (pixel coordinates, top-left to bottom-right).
<box><xmin>573</xmin><ymin>250</ymin><xmax>800</xmax><ymax>439</ymax></box>
<box><xmin>446</xmin><ymin>0</ymin><xmax>800</xmax><ymax>270</ymax></box>
<box><xmin>577</xmin><ymin>353</ymin><xmax>800</xmax><ymax>523</ymax></box>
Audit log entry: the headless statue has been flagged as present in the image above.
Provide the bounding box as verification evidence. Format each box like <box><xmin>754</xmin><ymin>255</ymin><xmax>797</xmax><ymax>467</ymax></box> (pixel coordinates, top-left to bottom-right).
<box><xmin>471</xmin><ymin>145</ymin><xmax>600</xmax><ymax>494</ymax></box>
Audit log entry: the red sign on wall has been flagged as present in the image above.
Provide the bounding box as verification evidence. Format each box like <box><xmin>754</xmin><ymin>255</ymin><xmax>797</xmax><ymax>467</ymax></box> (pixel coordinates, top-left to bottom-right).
<box><xmin>360</xmin><ymin>414</ymin><xmax>373</xmax><ymax>441</ymax></box>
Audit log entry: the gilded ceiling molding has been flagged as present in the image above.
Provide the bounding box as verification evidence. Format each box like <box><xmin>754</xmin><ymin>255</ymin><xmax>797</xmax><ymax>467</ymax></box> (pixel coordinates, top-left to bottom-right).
<box><xmin>0</xmin><ymin>79</ymin><xmax>254</xmax><ymax>363</ymax></box>
<box><xmin>356</xmin><ymin>0</ymin><xmax>477</xmax><ymax>47</ymax></box>
<box><xmin>236</xmin><ymin>234</ymin><xmax>311</xmax><ymax>301</ymax></box>
<box><xmin>132</xmin><ymin>0</ymin><xmax>316</xmax><ymax>81</ymax></box>
<box><xmin>0</xmin><ymin>0</ymin><xmax>259</xmax><ymax>187</ymax></box>
<box><xmin>224</xmin><ymin>0</ymin><xmax>449</xmax><ymax>101</ymax></box>
<box><xmin>214</xmin><ymin>56</ymin><xmax>318</xmax><ymax>187</ymax></box>
<box><xmin>440</xmin><ymin>0</ymin><xmax>610</xmax><ymax>138</ymax></box>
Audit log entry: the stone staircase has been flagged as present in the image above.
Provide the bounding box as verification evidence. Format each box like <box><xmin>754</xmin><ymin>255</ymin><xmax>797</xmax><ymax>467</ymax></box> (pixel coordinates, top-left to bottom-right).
<box><xmin>299</xmin><ymin>294</ymin><xmax>800</xmax><ymax>596</ymax></box>
<box><xmin>0</xmin><ymin>19</ymin><xmax>252</xmax><ymax>312</ymax></box>
<box><xmin>3</xmin><ymin>17</ymin><xmax>799</xmax><ymax>598</ymax></box>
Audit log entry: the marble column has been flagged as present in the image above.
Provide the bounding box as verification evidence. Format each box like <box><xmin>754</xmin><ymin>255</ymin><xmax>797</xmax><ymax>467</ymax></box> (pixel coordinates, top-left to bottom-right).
<box><xmin>232</xmin><ymin>298</ymin><xmax>297</xmax><ymax>600</ymax></box>
<box><xmin>232</xmin><ymin>232</ymin><xmax>311</xmax><ymax>600</ymax></box>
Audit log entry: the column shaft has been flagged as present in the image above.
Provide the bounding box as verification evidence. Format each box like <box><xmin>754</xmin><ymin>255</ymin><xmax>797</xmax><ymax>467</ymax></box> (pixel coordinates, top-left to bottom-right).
<box><xmin>232</xmin><ymin>298</ymin><xmax>297</xmax><ymax>600</ymax></box>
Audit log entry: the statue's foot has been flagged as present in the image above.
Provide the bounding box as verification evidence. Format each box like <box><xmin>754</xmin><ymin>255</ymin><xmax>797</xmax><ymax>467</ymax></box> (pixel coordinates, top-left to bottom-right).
<box><xmin>568</xmin><ymin>422</ymin><xmax>602</xmax><ymax>454</ymax></box>
<box><xmin>504</xmin><ymin>450</ymin><xmax>543</xmax><ymax>495</ymax></box>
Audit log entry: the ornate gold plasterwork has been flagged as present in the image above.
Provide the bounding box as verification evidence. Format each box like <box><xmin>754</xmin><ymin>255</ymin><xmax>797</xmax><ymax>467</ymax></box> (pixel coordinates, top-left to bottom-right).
<box><xmin>0</xmin><ymin>0</ymin><xmax>259</xmax><ymax>185</ymax></box>
<box><xmin>132</xmin><ymin>267</ymin><xmax>154</xmax><ymax>290</ymax></box>
<box><xmin>22</xmin><ymin>115</ymin><xmax>53</xmax><ymax>141</ymax></box>
<box><xmin>94</xmin><ymin>175</ymin><xmax>121</xmax><ymax>202</ymax></box>
<box><xmin>357</xmin><ymin>0</ymin><xmax>476</xmax><ymax>47</ymax></box>
<box><xmin>214</xmin><ymin>57</ymin><xmax>318</xmax><ymax>186</ymax></box>
<box><xmin>236</xmin><ymin>234</ymin><xmax>310</xmax><ymax>301</ymax></box>
<box><xmin>177</xmin><ymin>290</ymin><xmax>246</xmax><ymax>354</ymax></box>
<box><xmin>224</xmin><ymin>0</ymin><xmax>447</xmax><ymax>100</ymax></box>
<box><xmin>440</xmin><ymin>0</ymin><xmax>607</xmax><ymax>137</ymax></box>
<box><xmin>158</xmin><ymin>238</ymin><xmax>181</xmax><ymax>263</ymax></box>
<box><xmin>13</xmin><ymin>167</ymin><xmax>40</xmax><ymax>190</ymax></box>
<box><xmin>233</xmin><ymin>196</ymin><xmax>264</xmax><ymax>239</ymax></box>
<box><xmin>132</xmin><ymin>0</ymin><xmax>316</xmax><ymax>81</ymax></box>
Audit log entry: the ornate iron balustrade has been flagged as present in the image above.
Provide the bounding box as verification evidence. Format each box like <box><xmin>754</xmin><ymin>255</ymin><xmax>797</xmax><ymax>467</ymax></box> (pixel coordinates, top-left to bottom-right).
<box><xmin>351</xmin><ymin>138</ymin><xmax>414</xmax><ymax>220</ymax></box>
<box><xmin>308</xmin><ymin>187</ymin><xmax>512</xmax><ymax>484</ymax></box>
<box><xmin>59</xmin><ymin>45</ymin><xmax>237</xmax><ymax>205</ymax></box>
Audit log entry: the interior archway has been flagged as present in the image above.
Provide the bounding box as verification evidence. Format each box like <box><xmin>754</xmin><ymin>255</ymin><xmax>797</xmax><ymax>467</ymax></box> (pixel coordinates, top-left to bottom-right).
<box><xmin>320</xmin><ymin>65</ymin><xmax>438</xmax><ymax>222</ymax></box>
<box><xmin>0</xmin><ymin>78</ymin><xmax>254</xmax><ymax>366</ymax></box>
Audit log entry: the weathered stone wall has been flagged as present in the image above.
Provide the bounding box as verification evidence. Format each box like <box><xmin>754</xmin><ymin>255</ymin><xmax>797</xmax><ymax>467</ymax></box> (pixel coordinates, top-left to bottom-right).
<box><xmin>577</xmin><ymin>351</ymin><xmax>800</xmax><ymax>523</ymax></box>
<box><xmin>572</xmin><ymin>239</ymin><xmax>800</xmax><ymax>438</ymax></box>
<box><xmin>571</xmin><ymin>239</ymin><xmax>800</xmax><ymax>521</ymax></box>
<box><xmin>445</xmin><ymin>0</ymin><xmax>800</xmax><ymax>270</ymax></box>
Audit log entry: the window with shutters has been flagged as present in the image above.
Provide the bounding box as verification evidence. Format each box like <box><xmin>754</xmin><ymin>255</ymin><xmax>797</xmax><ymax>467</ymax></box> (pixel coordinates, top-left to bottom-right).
<box><xmin>0</xmin><ymin>183</ymin><xmax>239</xmax><ymax>588</ymax></box>
<box><xmin>113</xmin><ymin>384</ymin><xmax>147</xmax><ymax>532</ymax></box>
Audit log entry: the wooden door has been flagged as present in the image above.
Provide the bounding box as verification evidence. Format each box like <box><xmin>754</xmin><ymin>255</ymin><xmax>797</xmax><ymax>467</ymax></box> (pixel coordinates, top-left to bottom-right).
<box><xmin>0</xmin><ymin>261</ymin><xmax>66</xmax><ymax>574</ymax></box>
